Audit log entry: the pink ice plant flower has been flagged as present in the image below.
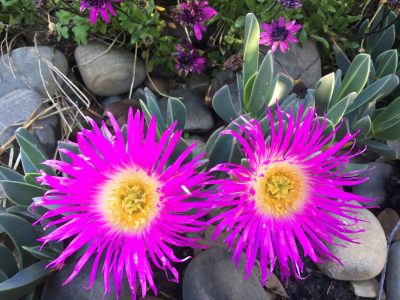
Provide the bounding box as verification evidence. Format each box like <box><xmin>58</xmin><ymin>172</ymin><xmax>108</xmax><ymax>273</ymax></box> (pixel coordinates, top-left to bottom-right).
<box><xmin>209</xmin><ymin>104</ymin><xmax>371</xmax><ymax>284</ymax></box>
<box><xmin>260</xmin><ymin>17</ymin><xmax>301</xmax><ymax>53</ymax></box>
<box><xmin>35</xmin><ymin>109</ymin><xmax>211</xmax><ymax>299</ymax></box>
<box><xmin>80</xmin><ymin>0</ymin><xmax>122</xmax><ymax>24</ymax></box>
<box><xmin>178</xmin><ymin>0</ymin><xmax>217</xmax><ymax>40</ymax></box>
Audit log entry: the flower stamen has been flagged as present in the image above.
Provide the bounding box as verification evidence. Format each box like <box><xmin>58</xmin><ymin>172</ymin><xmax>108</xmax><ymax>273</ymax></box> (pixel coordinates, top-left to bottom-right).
<box><xmin>254</xmin><ymin>163</ymin><xmax>305</xmax><ymax>217</ymax></box>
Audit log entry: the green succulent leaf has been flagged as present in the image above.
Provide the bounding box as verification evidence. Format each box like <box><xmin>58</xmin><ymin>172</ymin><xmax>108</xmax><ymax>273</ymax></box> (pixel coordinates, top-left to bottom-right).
<box><xmin>0</xmin><ymin>167</ymin><xmax>23</xmax><ymax>182</ymax></box>
<box><xmin>0</xmin><ymin>244</ymin><xmax>18</xmax><ymax>280</ymax></box>
<box><xmin>248</xmin><ymin>52</ymin><xmax>274</xmax><ymax>113</ymax></box>
<box><xmin>21</xmin><ymin>246</ymin><xmax>59</xmax><ymax>261</ymax></box>
<box><xmin>243</xmin><ymin>13</ymin><xmax>260</xmax><ymax>84</ymax></box>
<box><xmin>334</xmin><ymin>44</ymin><xmax>351</xmax><ymax>74</ymax></box>
<box><xmin>0</xmin><ymin>213</ymin><xmax>39</xmax><ymax>268</ymax></box>
<box><xmin>243</xmin><ymin>72</ymin><xmax>258</xmax><ymax>111</ymax></box>
<box><xmin>331</xmin><ymin>69</ymin><xmax>342</xmax><ymax>103</ymax></box>
<box><xmin>335</xmin><ymin>54</ymin><xmax>371</xmax><ymax>103</ymax></box>
<box><xmin>327</xmin><ymin>92</ymin><xmax>356</xmax><ymax>126</ymax></box>
<box><xmin>15</xmin><ymin>128</ymin><xmax>54</xmax><ymax>176</ymax></box>
<box><xmin>372</xmin><ymin>97</ymin><xmax>400</xmax><ymax>140</ymax></box>
<box><xmin>314</xmin><ymin>72</ymin><xmax>335</xmax><ymax>115</ymax></box>
<box><xmin>144</xmin><ymin>88</ymin><xmax>165</xmax><ymax>130</ymax></box>
<box><xmin>0</xmin><ymin>261</ymin><xmax>51</xmax><ymax>300</ymax></box>
<box><xmin>375</xmin><ymin>49</ymin><xmax>398</xmax><ymax>79</ymax></box>
<box><xmin>364</xmin><ymin>139</ymin><xmax>397</xmax><ymax>159</ymax></box>
<box><xmin>352</xmin><ymin>115</ymin><xmax>372</xmax><ymax>138</ymax></box>
<box><xmin>5</xmin><ymin>206</ymin><xmax>36</xmax><ymax>223</ymax></box>
<box><xmin>0</xmin><ymin>181</ymin><xmax>44</xmax><ymax>206</ymax></box>
<box><xmin>265</xmin><ymin>73</ymin><xmax>293</xmax><ymax>107</ymax></box>
<box><xmin>346</xmin><ymin>74</ymin><xmax>399</xmax><ymax>114</ymax></box>
<box><xmin>57</xmin><ymin>141</ymin><xmax>80</xmax><ymax>165</ymax></box>
<box><xmin>23</xmin><ymin>174</ymin><xmax>44</xmax><ymax>189</ymax></box>
<box><xmin>166</xmin><ymin>98</ymin><xmax>186</xmax><ymax>130</ymax></box>
<box><xmin>205</xmin><ymin>127</ymin><xmax>224</xmax><ymax>155</ymax></box>
<box><xmin>212</xmin><ymin>85</ymin><xmax>238</xmax><ymax>123</ymax></box>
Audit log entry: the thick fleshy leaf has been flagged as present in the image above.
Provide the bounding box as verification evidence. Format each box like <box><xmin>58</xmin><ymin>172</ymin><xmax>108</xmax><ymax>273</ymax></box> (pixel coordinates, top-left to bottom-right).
<box><xmin>370</xmin><ymin>12</ymin><xmax>397</xmax><ymax>58</ymax></box>
<box><xmin>5</xmin><ymin>206</ymin><xmax>36</xmax><ymax>223</ymax></box>
<box><xmin>0</xmin><ymin>167</ymin><xmax>23</xmax><ymax>182</ymax></box>
<box><xmin>23</xmin><ymin>174</ymin><xmax>44</xmax><ymax>189</ymax></box>
<box><xmin>335</xmin><ymin>54</ymin><xmax>371</xmax><ymax>103</ymax></box>
<box><xmin>327</xmin><ymin>92</ymin><xmax>356</xmax><ymax>125</ymax></box>
<box><xmin>265</xmin><ymin>74</ymin><xmax>293</xmax><ymax>107</ymax></box>
<box><xmin>57</xmin><ymin>141</ymin><xmax>80</xmax><ymax>164</ymax></box>
<box><xmin>166</xmin><ymin>98</ymin><xmax>186</xmax><ymax>130</ymax></box>
<box><xmin>0</xmin><ymin>261</ymin><xmax>51</xmax><ymax>300</ymax></box>
<box><xmin>331</xmin><ymin>69</ymin><xmax>342</xmax><ymax>103</ymax></box>
<box><xmin>21</xmin><ymin>246</ymin><xmax>59</xmax><ymax>261</ymax></box>
<box><xmin>352</xmin><ymin>115</ymin><xmax>372</xmax><ymax>138</ymax></box>
<box><xmin>346</xmin><ymin>74</ymin><xmax>399</xmax><ymax>113</ymax></box>
<box><xmin>375</xmin><ymin>49</ymin><xmax>398</xmax><ymax>79</ymax></box>
<box><xmin>248</xmin><ymin>53</ymin><xmax>274</xmax><ymax>112</ymax></box>
<box><xmin>365</xmin><ymin>139</ymin><xmax>397</xmax><ymax>159</ymax></box>
<box><xmin>334</xmin><ymin>44</ymin><xmax>351</xmax><ymax>74</ymax></box>
<box><xmin>243</xmin><ymin>72</ymin><xmax>258</xmax><ymax>112</ymax></box>
<box><xmin>315</xmin><ymin>72</ymin><xmax>335</xmax><ymax>115</ymax></box>
<box><xmin>0</xmin><ymin>213</ymin><xmax>39</xmax><ymax>268</ymax></box>
<box><xmin>15</xmin><ymin>128</ymin><xmax>54</xmax><ymax>175</ymax></box>
<box><xmin>0</xmin><ymin>244</ymin><xmax>18</xmax><ymax>280</ymax></box>
<box><xmin>0</xmin><ymin>181</ymin><xmax>44</xmax><ymax>206</ymax></box>
<box><xmin>144</xmin><ymin>88</ymin><xmax>165</xmax><ymax>131</ymax></box>
<box><xmin>373</xmin><ymin>97</ymin><xmax>400</xmax><ymax>132</ymax></box>
<box><xmin>243</xmin><ymin>13</ymin><xmax>260</xmax><ymax>84</ymax></box>
<box><xmin>212</xmin><ymin>85</ymin><xmax>238</xmax><ymax>123</ymax></box>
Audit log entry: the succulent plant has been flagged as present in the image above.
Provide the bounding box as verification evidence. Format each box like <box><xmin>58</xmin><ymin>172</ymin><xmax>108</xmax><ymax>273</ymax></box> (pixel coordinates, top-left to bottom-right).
<box><xmin>0</xmin><ymin>128</ymin><xmax>62</xmax><ymax>300</ymax></box>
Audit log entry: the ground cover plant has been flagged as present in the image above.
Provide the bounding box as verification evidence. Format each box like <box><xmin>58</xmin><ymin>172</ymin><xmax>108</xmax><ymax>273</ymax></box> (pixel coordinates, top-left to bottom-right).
<box><xmin>0</xmin><ymin>0</ymin><xmax>400</xmax><ymax>299</ymax></box>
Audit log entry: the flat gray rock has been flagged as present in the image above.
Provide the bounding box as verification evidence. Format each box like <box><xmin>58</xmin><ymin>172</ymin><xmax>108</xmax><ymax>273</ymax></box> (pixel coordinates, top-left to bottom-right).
<box><xmin>318</xmin><ymin>208</ymin><xmax>387</xmax><ymax>281</ymax></box>
<box><xmin>0</xmin><ymin>89</ymin><xmax>42</xmax><ymax>146</ymax></box>
<box><xmin>0</xmin><ymin>55</ymin><xmax>29</xmax><ymax>98</ymax></box>
<box><xmin>160</xmin><ymin>90</ymin><xmax>214</xmax><ymax>133</ymax></box>
<box><xmin>182</xmin><ymin>247</ymin><xmax>269</xmax><ymax>300</ymax></box>
<box><xmin>353</xmin><ymin>162</ymin><xmax>393</xmax><ymax>206</ymax></box>
<box><xmin>75</xmin><ymin>42</ymin><xmax>146</xmax><ymax>96</ymax></box>
<box><xmin>269</xmin><ymin>40</ymin><xmax>321</xmax><ymax>88</ymax></box>
<box><xmin>386</xmin><ymin>241</ymin><xmax>400</xmax><ymax>300</ymax></box>
<box><xmin>8</xmin><ymin>46</ymin><xmax>69</xmax><ymax>96</ymax></box>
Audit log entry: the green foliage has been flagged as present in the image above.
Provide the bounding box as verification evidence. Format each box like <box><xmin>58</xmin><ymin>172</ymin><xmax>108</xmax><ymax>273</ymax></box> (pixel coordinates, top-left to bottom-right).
<box><xmin>0</xmin><ymin>130</ymin><xmax>59</xmax><ymax>299</ymax></box>
<box><xmin>0</xmin><ymin>0</ymin><xmax>39</xmax><ymax>34</ymax></box>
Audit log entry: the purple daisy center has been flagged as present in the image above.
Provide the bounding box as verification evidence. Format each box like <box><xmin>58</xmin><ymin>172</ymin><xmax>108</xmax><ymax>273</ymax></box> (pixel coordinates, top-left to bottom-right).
<box><xmin>83</xmin><ymin>0</ymin><xmax>108</xmax><ymax>8</ymax></box>
<box><xmin>272</xmin><ymin>26</ymin><xmax>288</xmax><ymax>42</ymax></box>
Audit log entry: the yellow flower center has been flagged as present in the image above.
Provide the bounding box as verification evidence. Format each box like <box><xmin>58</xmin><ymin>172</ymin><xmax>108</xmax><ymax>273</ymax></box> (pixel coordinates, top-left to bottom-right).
<box><xmin>100</xmin><ymin>169</ymin><xmax>159</xmax><ymax>232</ymax></box>
<box><xmin>254</xmin><ymin>163</ymin><xmax>306</xmax><ymax>217</ymax></box>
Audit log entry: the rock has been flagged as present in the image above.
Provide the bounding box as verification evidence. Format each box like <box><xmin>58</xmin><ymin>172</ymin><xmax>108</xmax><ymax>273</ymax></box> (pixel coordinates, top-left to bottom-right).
<box><xmin>41</xmin><ymin>256</ymin><xmax>133</xmax><ymax>300</ymax></box>
<box><xmin>386</xmin><ymin>241</ymin><xmax>400</xmax><ymax>300</ymax></box>
<box><xmin>266</xmin><ymin>40</ymin><xmax>321</xmax><ymax>88</ymax></box>
<box><xmin>9</xmin><ymin>46</ymin><xmax>69</xmax><ymax>96</ymax></box>
<box><xmin>145</xmin><ymin>76</ymin><xmax>170</xmax><ymax>95</ymax></box>
<box><xmin>182</xmin><ymin>247</ymin><xmax>269</xmax><ymax>300</ymax></box>
<box><xmin>0</xmin><ymin>89</ymin><xmax>42</xmax><ymax>147</ymax></box>
<box><xmin>75</xmin><ymin>42</ymin><xmax>146</xmax><ymax>96</ymax></box>
<box><xmin>187</xmin><ymin>73</ymin><xmax>211</xmax><ymax>94</ymax></box>
<box><xmin>377</xmin><ymin>208</ymin><xmax>400</xmax><ymax>242</ymax></box>
<box><xmin>353</xmin><ymin>162</ymin><xmax>393</xmax><ymax>206</ymax></box>
<box><xmin>102</xmin><ymin>95</ymin><xmax>123</xmax><ymax>108</ymax></box>
<box><xmin>160</xmin><ymin>90</ymin><xmax>214</xmax><ymax>133</ymax></box>
<box><xmin>31</xmin><ymin>115</ymin><xmax>60</xmax><ymax>157</ymax></box>
<box><xmin>318</xmin><ymin>208</ymin><xmax>387</xmax><ymax>281</ymax></box>
<box><xmin>103</xmin><ymin>98</ymin><xmax>139</xmax><ymax>126</ymax></box>
<box><xmin>0</xmin><ymin>55</ymin><xmax>29</xmax><ymax>97</ymax></box>
<box><xmin>208</xmin><ymin>70</ymin><xmax>235</xmax><ymax>98</ymax></box>
<box><xmin>350</xmin><ymin>279</ymin><xmax>382</xmax><ymax>298</ymax></box>
<box><xmin>186</xmin><ymin>137</ymin><xmax>206</xmax><ymax>158</ymax></box>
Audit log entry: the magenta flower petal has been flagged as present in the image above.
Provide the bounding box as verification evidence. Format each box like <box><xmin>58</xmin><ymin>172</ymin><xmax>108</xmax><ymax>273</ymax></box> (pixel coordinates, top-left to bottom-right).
<box><xmin>260</xmin><ymin>18</ymin><xmax>301</xmax><ymax>53</ymax></box>
<box><xmin>81</xmin><ymin>0</ymin><xmax>122</xmax><ymax>24</ymax></box>
<box><xmin>209</xmin><ymin>105</ymin><xmax>371</xmax><ymax>284</ymax></box>
<box><xmin>177</xmin><ymin>0</ymin><xmax>217</xmax><ymax>40</ymax></box>
<box><xmin>36</xmin><ymin>109</ymin><xmax>211</xmax><ymax>299</ymax></box>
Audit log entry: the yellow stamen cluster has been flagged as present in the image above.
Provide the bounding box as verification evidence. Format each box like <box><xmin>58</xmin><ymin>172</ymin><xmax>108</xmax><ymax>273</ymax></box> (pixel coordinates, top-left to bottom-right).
<box><xmin>101</xmin><ymin>169</ymin><xmax>159</xmax><ymax>232</ymax></box>
<box><xmin>254</xmin><ymin>163</ymin><xmax>305</xmax><ymax>217</ymax></box>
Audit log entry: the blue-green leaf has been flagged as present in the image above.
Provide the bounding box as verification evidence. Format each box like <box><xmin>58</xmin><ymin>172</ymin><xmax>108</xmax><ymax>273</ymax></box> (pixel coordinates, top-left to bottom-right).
<box><xmin>212</xmin><ymin>85</ymin><xmax>238</xmax><ymax>123</ymax></box>
<box><xmin>243</xmin><ymin>13</ymin><xmax>260</xmax><ymax>84</ymax></box>
<box><xmin>166</xmin><ymin>98</ymin><xmax>186</xmax><ymax>130</ymax></box>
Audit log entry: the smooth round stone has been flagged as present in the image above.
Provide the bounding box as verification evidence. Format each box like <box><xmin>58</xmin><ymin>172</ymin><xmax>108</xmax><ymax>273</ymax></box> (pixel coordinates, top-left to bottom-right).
<box><xmin>75</xmin><ymin>42</ymin><xmax>146</xmax><ymax>96</ymax></box>
<box><xmin>386</xmin><ymin>241</ymin><xmax>400</xmax><ymax>300</ymax></box>
<box><xmin>9</xmin><ymin>46</ymin><xmax>69</xmax><ymax>96</ymax></box>
<box><xmin>350</xmin><ymin>278</ymin><xmax>381</xmax><ymax>298</ymax></box>
<box><xmin>352</xmin><ymin>162</ymin><xmax>393</xmax><ymax>206</ymax></box>
<box><xmin>41</xmin><ymin>256</ymin><xmax>134</xmax><ymax>300</ymax></box>
<box><xmin>377</xmin><ymin>208</ymin><xmax>400</xmax><ymax>242</ymax></box>
<box><xmin>318</xmin><ymin>208</ymin><xmax>387</xmax><ymax>281</ymax></box>
<box><xmin>268</xmin><ymin>40</ymin><xmax>321</xmax><ymax>88</ymax></box>
<box><xmin>182</xmin><ymin>247</ymin><xmax>270</xmax><ymax>300</ymax></box>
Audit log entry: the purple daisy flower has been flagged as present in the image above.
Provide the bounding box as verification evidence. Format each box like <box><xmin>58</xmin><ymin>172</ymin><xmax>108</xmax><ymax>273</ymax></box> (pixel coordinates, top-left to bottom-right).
<box><xmin>209</xmin><ymin>105</ymin><xmax>371</xmax><ymax>284</ymax></box>
<box><xmin>277</xmin><ymin>0</ymin><xmax>302</xmax><ymax>9</ymax></box>
<box><xmin>35</xmin><ymin>109</ymin><xmax>210</xmax><ymax>299</ymax></box>
<box><xmin>389</xmin><ymin>0</ymin><xmax>400</xmax><ymax>8</ymax></box>
<box><xmin>260</xmin><ymin>17</ymin><xmax>301</xmax><ymax>53</ymax></box>
<box><xmin>80</xmin><ymin>0</ymin><xmax>122</xmax><ymax>24</ymax></box>
<box><xmin>178</xmin><ymin>0</ymin><xmax>217</xmax><ymax>40</ymax></box>
<box><xmin>175</xmin><ymin>42</ymin><xmax>206</xmax><ymax>75</ymax></box>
